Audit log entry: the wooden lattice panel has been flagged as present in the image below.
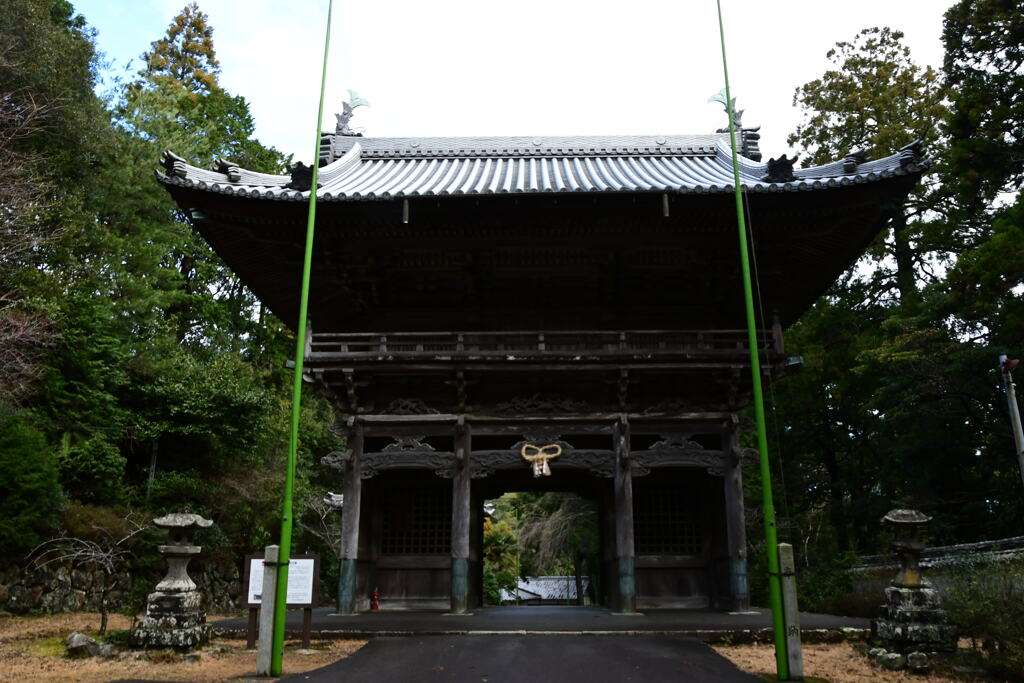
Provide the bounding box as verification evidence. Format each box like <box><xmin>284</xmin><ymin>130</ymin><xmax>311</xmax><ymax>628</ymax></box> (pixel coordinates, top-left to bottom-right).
<box><xmin>381</xmin><ymin>486</ymin><xmax>452</xmax><ymax>554</ymax></box>
<box><xmin>633</xmin><ymin>487</ymin><xmax>702</xmax><ymax>555</ymax></box>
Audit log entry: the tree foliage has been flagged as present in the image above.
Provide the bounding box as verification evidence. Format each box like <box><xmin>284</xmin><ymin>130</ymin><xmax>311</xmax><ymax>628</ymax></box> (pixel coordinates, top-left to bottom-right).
<box><xmin>140</xmin><ymin>1</ymin><xmax>219</xmax><ymax>97</ymax></box>
<box><xmin>483</xmin><ymin>492</ymin><xmax>599</xmax><ymax>604</ymax></box>
<box><xmin>790</xmin><ymin>27</ymin><xmax>950</xmax><ymax>306</ymax></box>
<box><xmin>0</xmin><ymin>415</ymin><xmax>63</xmax><ymax>555</ymax></box>
<box><xmin>790</xmin><ymin>27</ymin><xmax>947</xmax><ymax>166</ymax></box>
<box><xmin>482</xmin><ymin>514</ymin><xmax>518</xmax><ymax>604</ymax></box>
<box><xmin>777</xmin><ymin>9</ymin><xmax>1024</xmax><ymax>609</ymax></box>
<box><xmin>0</xmin><ymin>1</ymin><xmax>338</xmax><ymax>576</ymax></box>
<box><xmin>943</xmin><ymin>0</ymin><xmax>1024</xmax><ymax>207</ymax></box>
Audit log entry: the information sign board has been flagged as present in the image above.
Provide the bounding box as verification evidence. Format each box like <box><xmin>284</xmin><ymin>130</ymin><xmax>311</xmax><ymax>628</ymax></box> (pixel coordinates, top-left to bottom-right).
<box><xmin>243</xmin><ymin>554</ymin><xmax>319</xmax><ymax>607</ymax></box>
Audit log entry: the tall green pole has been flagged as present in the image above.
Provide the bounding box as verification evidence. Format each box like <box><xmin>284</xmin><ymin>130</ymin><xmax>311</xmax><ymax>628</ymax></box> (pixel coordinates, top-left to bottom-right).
<box><xmin>715</xmin><ymin>1</ymin><xmax>789</xmax><ymax>679</ymax></box>
<box><xmin>271</xmin><ymin>0</ymin><xmax>334</xmax><ymax>675</ymax></box>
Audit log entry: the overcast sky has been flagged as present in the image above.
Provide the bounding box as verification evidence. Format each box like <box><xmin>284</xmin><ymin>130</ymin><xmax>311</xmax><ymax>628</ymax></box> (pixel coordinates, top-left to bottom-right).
<box><xmin>74</xmin><ymin>0</ymin><xmax>949</xmax><ymax>163</ymax></box>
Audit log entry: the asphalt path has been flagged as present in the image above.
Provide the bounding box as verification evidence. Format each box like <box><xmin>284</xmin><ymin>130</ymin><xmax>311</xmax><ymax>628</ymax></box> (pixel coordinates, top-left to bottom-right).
<box><xmin>283</xmin><ymin>635</ymin><xmax>761</xmax><ymax>683</ymax></box>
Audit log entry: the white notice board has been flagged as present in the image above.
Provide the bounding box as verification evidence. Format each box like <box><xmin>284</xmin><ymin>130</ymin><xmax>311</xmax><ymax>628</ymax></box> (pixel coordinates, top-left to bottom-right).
<box><xmin>246</xmin><ymin>555</ymin><xmax>318</xmax><ymax>606</ymax></box>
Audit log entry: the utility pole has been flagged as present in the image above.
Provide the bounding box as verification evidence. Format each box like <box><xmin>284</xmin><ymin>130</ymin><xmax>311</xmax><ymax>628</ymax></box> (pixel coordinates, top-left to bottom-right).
<box><xmin>999</xmin><ymin>355</ymin><xmax>1024</xmax><ymax>489</ymax></box>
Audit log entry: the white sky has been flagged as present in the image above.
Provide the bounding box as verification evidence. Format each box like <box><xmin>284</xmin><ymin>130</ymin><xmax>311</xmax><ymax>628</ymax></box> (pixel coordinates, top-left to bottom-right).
<box><xmin>76</xmin><ymin>0</ymin><xmax>949</xmax><ymax>162</ymax></box>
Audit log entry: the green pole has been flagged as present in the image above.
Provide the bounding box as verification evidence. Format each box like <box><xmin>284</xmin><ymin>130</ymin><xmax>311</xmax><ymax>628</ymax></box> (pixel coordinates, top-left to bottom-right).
<box><xmin>715</xmin><ymin>1</ymin><xmax>789</xmax><ymax>679</ymax></box>
<box><xmin>270</xmin><ymin>0</ymin><xmax>334</xmax><ymax>675</ymax></box>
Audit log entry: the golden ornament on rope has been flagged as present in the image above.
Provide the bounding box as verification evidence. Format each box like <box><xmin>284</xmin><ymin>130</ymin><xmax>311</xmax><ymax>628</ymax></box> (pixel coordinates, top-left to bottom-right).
<box><xmin>521</xmin><ymin>444</ymin><xmax>562</xmax><ymax>477</ymax></box>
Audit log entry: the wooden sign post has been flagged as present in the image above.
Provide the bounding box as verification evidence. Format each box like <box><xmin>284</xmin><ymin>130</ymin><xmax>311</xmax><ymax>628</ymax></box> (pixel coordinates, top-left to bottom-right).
<box><xmin>243</xmin><ymin>553</ymin><xmax>319</xmax><ymax>649</ymax></box>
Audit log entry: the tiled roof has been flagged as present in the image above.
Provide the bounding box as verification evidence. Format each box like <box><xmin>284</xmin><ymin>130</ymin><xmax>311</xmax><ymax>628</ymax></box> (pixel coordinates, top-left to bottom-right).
<box><xmin>499</xmin><ymin>576</ymin><xmax>591</xmax><ymax>602</ymax></box>
<box><xmin>157</xmin><ymin>133</ymin><xmax>926</xmax><ymax>202</ymax></box>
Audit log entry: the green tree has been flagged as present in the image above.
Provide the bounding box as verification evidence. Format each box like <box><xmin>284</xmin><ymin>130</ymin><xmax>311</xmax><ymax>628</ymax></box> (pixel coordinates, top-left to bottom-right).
<box><xmin>943</xmin><ymin>0</ymin><xmax>1024</xmax><ymax>209</ymax></box>
<box><xmin>790</xmin><ymin>27</ymin><xmax>948</xmax><ymax>304</ymax></box>
<box><xmin>0</xmin><ymin>1</ymin><xmax>345</xmax><ymax>586</ymax></box>
<box><xmin>140</xmin><ymin>1</ymin><xmax>219</xmax><ymax>97</ymax></box>
<box><xmin>778</xmin><ymin>16</ymin><xmax>1024</xmax><ymax>586</ymax></box>
<box><xmin>0</xmin><ymin>0</ymin><xmax>111</xmax><ymax>406</ymax></box>
<box><xmin>0</xmin><ymin>415</ymin><xmax>63</xmax><ymax>555</ymax></box>
<box><xmin>513</xmin><ymin>492</ymin><xmax>599</xmax><ymax>604</ymax></box>
<box><xmin>482</xmin><ymin>515</ymin><xmax>518</xmax><ymax>604</ymax></box>
<box><xmin>112</xmin><ymin>3</ymin><xmax>288</xmax><ymax>347</ymax></box>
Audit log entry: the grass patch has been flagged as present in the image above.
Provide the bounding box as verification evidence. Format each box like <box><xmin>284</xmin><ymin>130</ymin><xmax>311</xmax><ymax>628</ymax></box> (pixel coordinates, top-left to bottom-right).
<box><xmin>102</xmin><ymin>628</ymin><xmax>131</xmax><ymax>645</ymax></box>
<box><xmin>27</xmin><ymin>636</ymin><xmax>66</xmax><ymax>657</ymax></box>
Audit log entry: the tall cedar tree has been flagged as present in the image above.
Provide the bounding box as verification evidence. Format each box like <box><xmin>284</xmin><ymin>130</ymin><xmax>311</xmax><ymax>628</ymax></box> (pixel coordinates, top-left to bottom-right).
<box><xmin>943</xmin><ymin>0</ymin><xmax>1024</xmax><ymax>210</ymax></box>
<box><xmin>140</xmin><ymin>1</ymin><xmax>219</xmax><ymax>97</ymax></box>
<box><xmin>789</xmin><ymin>27</ymin><xmax>948</xmax><ymax>305</ymax></box>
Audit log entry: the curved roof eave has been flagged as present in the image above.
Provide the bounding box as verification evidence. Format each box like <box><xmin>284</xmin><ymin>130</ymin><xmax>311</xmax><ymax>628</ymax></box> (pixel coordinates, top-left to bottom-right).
<box><xmin>156</xmin><ymin>135</ymin><xmax>928</xmax><ymax>202</ymax></box>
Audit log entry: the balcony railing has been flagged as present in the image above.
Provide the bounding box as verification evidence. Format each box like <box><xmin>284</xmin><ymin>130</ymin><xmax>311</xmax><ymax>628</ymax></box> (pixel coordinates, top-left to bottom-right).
<box><xmin>308</xmin><ymin>329</ymin><xmax>784</xmax><ymax>363</ymax></box>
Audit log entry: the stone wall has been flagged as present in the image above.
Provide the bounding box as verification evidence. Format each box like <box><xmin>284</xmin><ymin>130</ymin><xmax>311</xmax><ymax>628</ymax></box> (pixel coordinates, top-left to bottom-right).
<box><xmin>851</xmin><ymin>535</ymin><xmax>1024</xmax><ymax>596</ymax></box>
<box><xmin>0</xmin><ymin>553</ymin><xmax>240</xmax><ymax>616</ymax></box>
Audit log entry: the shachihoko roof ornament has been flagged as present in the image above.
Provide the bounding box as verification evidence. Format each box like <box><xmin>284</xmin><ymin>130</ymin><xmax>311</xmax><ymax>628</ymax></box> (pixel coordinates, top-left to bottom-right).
<box><xmin>335</xmin><ymin>89</ymin><xmax>369</xmax><ymax>137</ymax></box>
<box><xmin>708</xmin><ymin>90</ymin><xmax>761</xmax><ymax>161</ymax></box>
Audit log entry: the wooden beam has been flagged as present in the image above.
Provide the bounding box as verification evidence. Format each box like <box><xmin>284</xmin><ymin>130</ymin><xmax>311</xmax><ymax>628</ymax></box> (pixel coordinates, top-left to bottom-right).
<box><xmin>314</xmin><ymin>360</ymin><xmax>779</xmax><ymax>374</ymax></box>
<box><xmin>354</xmin><ymin>412</ymin><xmax>736</xmax><ymax>425</ymax></box>
<box><xmin>351</xmin><ymin>412</ymin><xmax>737</xmax><ymax>437</ymax></box>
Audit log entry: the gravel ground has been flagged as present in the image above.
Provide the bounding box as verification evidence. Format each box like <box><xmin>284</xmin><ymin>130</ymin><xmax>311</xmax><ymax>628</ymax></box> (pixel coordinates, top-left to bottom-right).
<box><xmin>0</xmin><ymin>612</ymin><xmax>365</xmax><ymax>682</ymax></box>
<box><xmin>712</xmin><ymin>642</ymin><xmax>965</xmax><ymax>682</ymax></box>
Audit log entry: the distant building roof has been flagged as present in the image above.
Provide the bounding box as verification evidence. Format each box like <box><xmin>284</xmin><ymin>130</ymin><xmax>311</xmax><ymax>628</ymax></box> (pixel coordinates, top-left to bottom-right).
<box><xmin>499</xmin><ymin>576</ymin><xmax>591</xmax><ymax>602</ymax></box>
<box><xmin>157</xmin><ymin>133</ymin><xmax>926</xmax><ymax>202</ymax></box>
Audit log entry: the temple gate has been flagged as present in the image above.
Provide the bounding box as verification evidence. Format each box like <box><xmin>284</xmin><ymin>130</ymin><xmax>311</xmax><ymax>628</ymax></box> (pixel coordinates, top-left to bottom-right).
<box><xmin>159</xmin><ymin>125</ymin><xmax>924</xmax><ymax>614</ymax></box>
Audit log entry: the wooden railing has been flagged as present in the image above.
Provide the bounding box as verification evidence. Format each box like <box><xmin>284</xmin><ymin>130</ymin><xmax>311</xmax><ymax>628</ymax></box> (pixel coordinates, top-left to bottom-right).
<box><xmin>309</xmin><ymin>328</ymin><xmax>783</xmax><ymax>360</ymax></box>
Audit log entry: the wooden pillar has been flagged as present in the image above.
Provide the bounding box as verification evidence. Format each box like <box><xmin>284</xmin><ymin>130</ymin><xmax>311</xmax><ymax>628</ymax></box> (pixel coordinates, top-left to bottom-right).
<box><xmin>613</xmin><ymin>416</ymin><xmax>638</xmax><ymax>614</ymax></box>
<box><xmin>723</xmin><ymin>418</ymin><xmax>749</xmax><ymax>609</ymax></box>
<box><xmin>336</xmin><ymin>421</ymin><xmax>363</xmax><ymax>615</ymax></box>
<box><xmin>449</xmin><ymin>417</ymin><xmax>472</xmax><ymax>614</ymax></box>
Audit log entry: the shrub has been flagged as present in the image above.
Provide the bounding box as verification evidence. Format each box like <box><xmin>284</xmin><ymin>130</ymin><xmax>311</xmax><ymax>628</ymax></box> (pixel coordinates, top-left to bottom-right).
<box><xmin>944</xmin><ymin>554</ymin><xmax>1024</xmax><ymax>678</ymax></box>
<box><xmin>64</xmin><ymin>502</ymin><xmax>136</xmax><ymax>542</ymax></box>
<box><xmin>57</xmin><ymin>434</ymin><xmax>126</xmax><ymax>504</ymax></box>
<box><xmin>146</xmin><ymin>469</ymin><xmax>208</xmax><ymax>510</ymax></box>
<box><xmin>796</xmin><ymin>552</ymin><xmax>881</xmax><ymax>618</ymax></box>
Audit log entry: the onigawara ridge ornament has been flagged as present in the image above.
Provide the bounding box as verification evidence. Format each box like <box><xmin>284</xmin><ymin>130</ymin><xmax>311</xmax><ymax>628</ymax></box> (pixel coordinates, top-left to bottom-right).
<box><xmin>521</xmin><ymin>443</ymin><xmax>562</xmax><ymax>477</ymax></box>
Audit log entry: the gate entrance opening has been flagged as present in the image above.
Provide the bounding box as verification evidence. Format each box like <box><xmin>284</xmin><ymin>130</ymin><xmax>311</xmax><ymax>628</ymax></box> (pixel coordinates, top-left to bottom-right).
<box><xmin>482</xmin><ymin>491</ymin><xmax>600</xmax><ymax>607</ymax></box>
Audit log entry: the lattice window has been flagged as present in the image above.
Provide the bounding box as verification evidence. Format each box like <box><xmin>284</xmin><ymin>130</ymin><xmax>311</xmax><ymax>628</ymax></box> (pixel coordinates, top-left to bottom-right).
<box><xmin>381</xmin><ymin>487</ymin><xmax>451</xmax><ymax>554</ymax></box>
<box><xmin>633</xmin><ymin>487</ymin><xmax>702</xmax><ymax>554</ymax></box>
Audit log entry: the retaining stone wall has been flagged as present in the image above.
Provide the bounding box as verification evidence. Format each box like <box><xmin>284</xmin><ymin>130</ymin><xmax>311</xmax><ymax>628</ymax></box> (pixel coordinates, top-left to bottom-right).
<box><xmin>0</xmin><ymin>554</ymin><xmax>240</xmax><ymax>615</ymax></box>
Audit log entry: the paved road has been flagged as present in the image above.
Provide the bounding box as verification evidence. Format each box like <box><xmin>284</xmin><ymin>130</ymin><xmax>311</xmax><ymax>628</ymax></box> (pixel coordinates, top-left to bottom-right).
<box><xmin>283</xmin><ymin>635</ymin><xmax>761</xmax><ymax>683</ymax></box>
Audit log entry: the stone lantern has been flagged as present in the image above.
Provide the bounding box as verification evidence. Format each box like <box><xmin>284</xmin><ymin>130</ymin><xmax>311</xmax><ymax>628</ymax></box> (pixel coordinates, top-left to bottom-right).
<box><xmin>870</xmin><ymin>509</ymin><xmax>956</xmax><ymax>672</ymax></box>
<box><xmin>884</xmin><ymin>509</ymin><xmax>930</xmax><ymax>588</ymax></box>
<box><xmin>130</xmin><ymin>513</ymin><xmax>213</xmax><ymax>649</ymax></box>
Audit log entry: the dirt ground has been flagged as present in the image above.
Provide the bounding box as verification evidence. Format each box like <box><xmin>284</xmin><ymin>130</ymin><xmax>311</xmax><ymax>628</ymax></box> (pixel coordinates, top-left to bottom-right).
<box><xmin>0</xmin><ymin>612</ymin><xmax>365</xmax><ymax>682</ymax></box>
<box><xmin>712</xmin><ymin>642</ymin><xmax>964</xmax><ymax>682</ymax></box>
